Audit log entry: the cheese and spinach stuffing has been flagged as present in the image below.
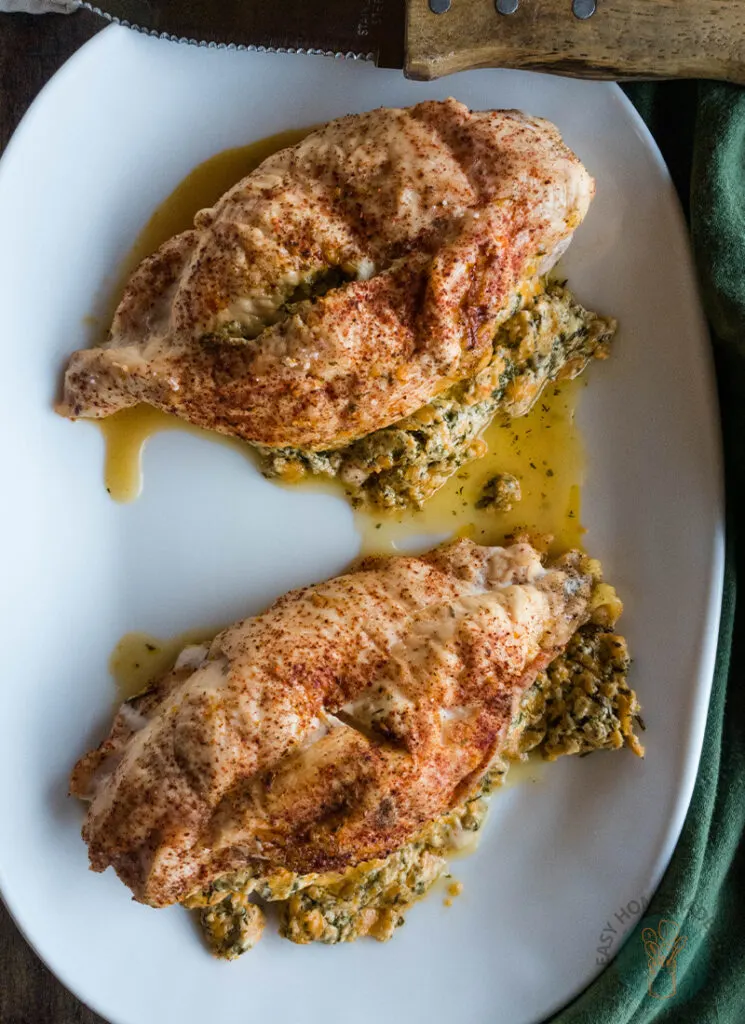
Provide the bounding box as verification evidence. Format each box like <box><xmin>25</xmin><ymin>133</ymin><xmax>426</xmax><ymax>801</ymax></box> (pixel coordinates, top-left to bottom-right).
<box><xmin>260</xmin><ymin>282</ymin><xmax>616</xmax><ymax>510</ymax></box>
<box><xmin>183</xmin><ymin>575</ymin><xmax>642</xmax><ymax>960</ymax></box>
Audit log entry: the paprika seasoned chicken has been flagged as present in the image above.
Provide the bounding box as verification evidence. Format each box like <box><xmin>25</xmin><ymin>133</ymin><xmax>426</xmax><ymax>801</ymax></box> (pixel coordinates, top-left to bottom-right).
<box><xmin>58</xmin><ymin>100</ymin><xmax>616</xmax><ymax>508</ymax></box>
<box><xmin>71</xmin><ymin>539</ymin><xmax>642</xmax><ymax>953</ymax></box>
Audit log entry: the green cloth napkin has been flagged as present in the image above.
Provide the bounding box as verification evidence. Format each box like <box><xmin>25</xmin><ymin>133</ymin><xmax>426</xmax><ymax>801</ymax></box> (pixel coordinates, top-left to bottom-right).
<box><xmin>551</xmin><ymin>82</ymin><xmax>745</xmax><ymax>1024</ymax></box>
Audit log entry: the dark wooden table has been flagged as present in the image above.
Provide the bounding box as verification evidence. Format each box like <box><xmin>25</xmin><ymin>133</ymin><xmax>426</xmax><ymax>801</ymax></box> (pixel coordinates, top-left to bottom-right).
<box><xmin>0</xmin><ymin>15</ymin><xmax>107</xmax><ymax>1021</ymax></box>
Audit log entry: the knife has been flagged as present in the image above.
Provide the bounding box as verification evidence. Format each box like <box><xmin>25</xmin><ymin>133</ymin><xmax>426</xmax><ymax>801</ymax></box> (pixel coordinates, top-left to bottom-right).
<box><xmin>75</xmin><ymin>0</ymin><xmax>745</xmax><ymax>83</ymax></box>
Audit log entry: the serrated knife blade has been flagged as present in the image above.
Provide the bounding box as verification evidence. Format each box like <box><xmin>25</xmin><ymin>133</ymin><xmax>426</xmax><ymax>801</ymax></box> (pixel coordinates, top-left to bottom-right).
<box><xmin>74</xmin><ymin>0</ymin><xmax>406</xmax><ymax>67</ymax></box>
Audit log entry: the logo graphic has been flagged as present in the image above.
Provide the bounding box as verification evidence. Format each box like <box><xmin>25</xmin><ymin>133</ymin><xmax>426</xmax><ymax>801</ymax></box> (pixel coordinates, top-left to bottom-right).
<box><xmin>642</xmin><ymin>918</ymin><xmax>687</xmax><ymax>999</ymax></box>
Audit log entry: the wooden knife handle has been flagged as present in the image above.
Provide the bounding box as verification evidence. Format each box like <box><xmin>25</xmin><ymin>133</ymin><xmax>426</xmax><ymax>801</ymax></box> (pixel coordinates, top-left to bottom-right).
<box><xmin>405</xmin><ymin>0</ymin><xmax>745</xmax><ymax>82</ymax></box>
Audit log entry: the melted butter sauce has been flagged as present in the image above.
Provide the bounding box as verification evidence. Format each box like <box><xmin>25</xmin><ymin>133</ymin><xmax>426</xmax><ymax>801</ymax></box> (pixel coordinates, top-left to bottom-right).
<box><xmin>100</xmin><ymin>406</ymin><xmax>191</xmax><ymax>502</ymax></box>
<box><xmin>110</xmin><ymin>626</ymin><xmax>223</xmax><ymax>701</ymax></box>
<box><xmin>354</xmin><ymin>379</ymin><xmax>586</xmax><ymax>558</ymax></box>
<box><xmin>99</xmin><ymin>406</ymin><xmax>254</xmax><ymax>502</ymax></box>
<box><xmin>96</xmin><ymin>129</ymin><xmax>587</xmax><ymax>554</ymax></box>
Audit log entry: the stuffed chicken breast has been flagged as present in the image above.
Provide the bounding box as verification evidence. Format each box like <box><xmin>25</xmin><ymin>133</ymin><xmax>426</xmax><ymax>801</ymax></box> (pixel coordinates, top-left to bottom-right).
<box><xmin>59</xmin><ymin>100</ymin><xmax>615</xmax><ymax>508</ymax></box>
<box><xmin>71</xmin><ymin>538</ymin><xmax>642</xmax><ymax>944</ymax></box>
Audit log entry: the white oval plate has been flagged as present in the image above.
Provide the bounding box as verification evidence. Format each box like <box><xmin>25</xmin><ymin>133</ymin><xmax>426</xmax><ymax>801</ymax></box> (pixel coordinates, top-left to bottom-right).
<box><xmin>0</xmin><ymin>26</ymin><xmax>723</xmax><ymax>1024</ymax></box>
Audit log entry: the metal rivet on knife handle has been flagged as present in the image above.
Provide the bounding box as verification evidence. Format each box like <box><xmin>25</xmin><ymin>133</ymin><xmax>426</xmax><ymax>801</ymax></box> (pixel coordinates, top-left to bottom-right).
<box><xmin>496</xmin><ymin>0</ymin><xmax>519</xmax><ymax>14</ymax></box>
<box><xmin>572</xmin><ymin>0</ymin><xmax>596</xmax><ymax>18</ymax></box>
<box><xmin>429</xmin><ymin>0</ymin><xmax>451</xmax><ymax>13</ymax></box>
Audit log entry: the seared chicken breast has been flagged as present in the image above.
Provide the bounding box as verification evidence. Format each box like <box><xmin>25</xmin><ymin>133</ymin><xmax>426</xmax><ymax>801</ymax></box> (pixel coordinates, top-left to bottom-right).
<box><xmin>59</xmin><ymin>100</ymin><xmax>595</xmax><ymax>453</ymax></box>
<box><xmin>71</xmin><ymin>539</ymin><xmax>596</xmax><ymax>909</ymax></box>
<box><xmin>189</xmin><ymin>584</ymin><xmax>642</xmax><ymax>959</ymax></box>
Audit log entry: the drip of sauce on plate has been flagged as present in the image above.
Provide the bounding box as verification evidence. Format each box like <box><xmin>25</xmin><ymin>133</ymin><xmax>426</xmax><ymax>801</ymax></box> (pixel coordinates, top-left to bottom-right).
<box><xmin>93</xmin><ymin>128</ymin><xmax>587</xmax><ymax>553</ymax></box>
<box><xmin>444</xmin><ymin>879</ymin><xmax>464</xmax><ymax>907</ymax></box>
<box><xmin>99</xmin><ymin>406</ymin><xmax>255</xmax><ymax>502</ymax></box>
<box><xmin>110</xmin><ymin>626</ymin><xmax>222</xmax><ymax>701</ymax></box>
<box><xmin>99</xmin><ymin>406</ymin><xmax>191</xmax><ymax>502</ymax></box>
